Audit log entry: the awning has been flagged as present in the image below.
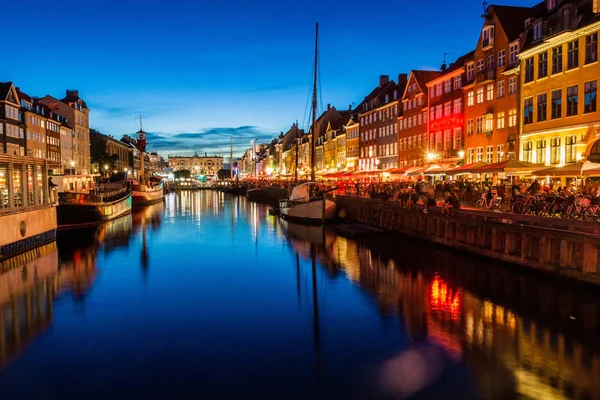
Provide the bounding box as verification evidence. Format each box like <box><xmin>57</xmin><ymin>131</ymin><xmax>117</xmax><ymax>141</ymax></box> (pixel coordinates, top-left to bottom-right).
<box><xmin>406</xmin><ymin>166</ymin><xmax>427</xmax><ymax>176</ymax></box>
<box><xmin>423</xmin><ymin>163</ymin><xmax>457</xmax><ymax>175</ymax></box>
<box><xmin>389</xmin><ymin>166</ymin><xmax>411</xmax><ymax>174</ymax></box>
<box><xmin>470</xmin><ymin>160</ymin><xmax>538</xmax><ymax>174</ymax></box>
<box><xmin>446</xmin><ymin>162</ymin><xmax>488</xmax><ymax>175</ymax></box>
<box><xmin>532</xmin><ymin>161</ymin><xmax>600</xmax><ymax>177</ymax></box>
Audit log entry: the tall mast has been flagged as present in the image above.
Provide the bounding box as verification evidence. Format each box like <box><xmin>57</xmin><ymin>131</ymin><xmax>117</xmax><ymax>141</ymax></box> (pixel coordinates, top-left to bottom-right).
<box><xmin>230</xmin><ymin>136</ymin><xmax>233</xmax><ymax>180</ymax></box>
<box><xmin>138</xmin><ymin>114</ymin><xmax>146</xmax><ymax>184</ymax></box>
<box><xmin>310</xmin><ymin>22</ymin><xmax>319</xmax><ymax>182</ymax></box>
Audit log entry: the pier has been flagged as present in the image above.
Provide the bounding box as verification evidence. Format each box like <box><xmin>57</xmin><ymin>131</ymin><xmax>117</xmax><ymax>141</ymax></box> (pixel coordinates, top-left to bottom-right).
<box><xmin>336</xmin><ymin>196</ymin><xmax>600</xmax><ymax>286</ymax></box>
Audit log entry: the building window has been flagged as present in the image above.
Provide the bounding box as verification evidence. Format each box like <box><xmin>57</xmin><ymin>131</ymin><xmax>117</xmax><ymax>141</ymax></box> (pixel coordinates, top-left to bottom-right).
<box><xmin>536</xmin><ymin>139</ymin><xmax>547</xmax><ymax>164</ymax></box>
<box><xmin>436</xmin><ymin>84</ymin><xmax>443</xmax><ymax>96</ymax></box>
<box><xmin>486</xmin><ymin>146</ymin><xmax>494</xmax><ymax>163</ymax></box>
<box><xmin>477</xmin><ymin>88</ymin><xmax>484</xmax><ymax>104</ymax></box>
<box><xmin>525</xmin><ymin>58</ymin><xmax>534</xmax><ymax>83</ymax></box>
<box><xmin>453</xmin><ymin>127</ymin><xmax>461</xmax><ymax>149</ymax></box>
<box><xmin>551</xmin><ymin>89</ymin><xmax>562</xmax><ymax>119</ymax></box>
<box><xmin>509</xmin><ymin>43</ymin><xmax>519</xmax><ymax>65</ymax></box>
<box><xmin>468</xmin><ymin>91</ymin><xmax>474</xmax><ymax>106</ymax></box>
<box><xmin>550</xmin><ymin>137</ymin><xmax>561</xmax><ymax>164</ymax></box>
<box><xmin>508</xmin><ymin>109</ymin><xmax>517</xmax><ymax>127</ymax></box>
<box><xmin>497</xmin><ymin>112</ymin><xmax>505</xmax><ymax>129</ymax></box>
<box><xmin>485</xmin><ymin>114</ymin><xmax>493</xmax><ymax>132</ymax></box>
<box><xmin>538</xmin><ymin>51</ymin><xmax>548</xmax><ymax>78</ymax></box>
<box><xmin>533</xmin><ymin>22</ymin><xmax>543</xmax><ymax>41</ymax></box>
<box><xmin>453</xmin><ymin>99</ymin><xmax>462</xmax><ymax>114</ymax></box>
<box><xmin>467</xmin><ymin>63</ymin><xmax>474</xmax><ymax>81</ymax></box>
<box><xmin>453</xmin><ymin>75</ymin><xmax>462</xmax><ymax>89</ymax></box>
<box><xmin>436</xmin><ymin>132</ymin><xmax>443</xmax><ymax>152</ymax></box>
<box><xmin>497</xmin><ymin>144</ymin><xmax>505</xmax><ymax>161</ymax></box>
<box><xmin>537</xmin><ymin>93</ymin><xmax>547</xmax><ymax>121</ymax></box>
<box><xmin>436</xmin><ymin>105</ymin><xmax>442</xmax><ymax>119</ymax></box>
<box><xmin>498</xmin><ymin>49</ymin><xmax>506</xmax><ymax>67</ymax></box>
<box><xmin>522</xmin><ymin>141</ymin><xmax>533</xmax><ymax>162</ymax></box>
<box><xmin>586</xmin><ymin>33</ymin><xmax>598</xmax><ymax>64</ymax></box>
<box><xmin>467</xmin><ymin>148</ymin><xmax>474</xmax><ymax>164</ymax></box>
<box><xmin>444</xmin><ymin>130</ymin><xmax>452</xmax><ymax>150</ymax></box>
<box><xmin>467</xmin><ymin>119</ymin><xmax>474</xmax><ymax>135</ymax></box>
<box><xmin>430</xmin><ymin>109</ymin><xmax>435</xmax><ymax>122</ymax></box>
<box><xmin>487</xmin><ymin>54</ymin><xmax>494</xmax><ymax>70</ymax></box>
<box><xmin>486</xmin><ymin>84</ymin><xmax>494</xmax><ymax>101</ymax></box>
<box><xmin>508</xmin><ymin>77</ymin><xmax>517</xmax><ymax>95</ymax></box>
<box><xmin>444</xmin><ymin>102</ymin><xmax>451</xmax><ymax>116</ymax></box>
<box><xmin>444</xmin><ymin>80</ymin><xmax>452</xmax><ymax>93</ymax></box>
<box><xmin>476</xmin><ymin>116</ymin><xmax>483</xmax><ymax>133</ymax></box>
<box><xmin>476</xmin><ymin>147</ymin><xmax>483</xmax><ymax>162</ymax></box>
<box><xmin>477</xmin><ymin>59</ymin><xmax>484</xmax><ymax>73</ymax></box>
<box><xmin>497</xmin><ymin>80</ymin><xmax>505</xmax><ymax>98</ymax></box>
<box><xmin>418</xmin><ymin>113</ymin><xmax>422</xmax><ymax>125</ymax></box>
<box><xmin>567</xmin><ymin>85</ymin><xmax>578</xmax><ymax>116</ymax></box>
<box><xmin>482</xmin><ymin>25</ymin><xmax>495</xmax><ymax>48</ymax></box>
<box><xmin>584</xmin><ymin>80</ymin><xmax>597</xmax><ymax>113</ymax></box>
<box><xmin>568</xmin><ymin>40</ymin><xmax>579</xmax><ymax>69</ymax></box>
<box><xmin>552</xmin><ymin>46</ymin><xmax>563</xmax><ymax>74</ymax></box>
<box><xmin>565</xmin><ymin>135</ymin><xmax>576</xmax><ymax>162</ymax></box>
<box><xmin>524</xmin><ymin>97</ymin><xmax>533</xmax><ymax>124</ymax></box>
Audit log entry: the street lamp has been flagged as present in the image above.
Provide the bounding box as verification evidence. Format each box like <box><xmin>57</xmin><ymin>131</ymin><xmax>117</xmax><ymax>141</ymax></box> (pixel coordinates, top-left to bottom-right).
<box><xmin>104</xmin><ymin>164</ymin><xmax>109</xmax><ymax>177</ymax></box>
<box><xmin>70</xmin><ymin>160</ymin><xmax>75</xmax><ymax>175</ymax></box>
<box><xmin>427</xmin><ymin>152</ymin><xmax>436</xmax><ymax>161</ymax></box>
<box><xmin>458</xmin><ymin>150</ymin><xmax>465</xmax><ymax>159</ymax></box>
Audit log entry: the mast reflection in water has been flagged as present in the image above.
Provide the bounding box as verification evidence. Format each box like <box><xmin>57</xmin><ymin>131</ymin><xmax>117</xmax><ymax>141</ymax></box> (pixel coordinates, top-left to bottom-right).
<box><xmin>0</xmin><ymin>192</ymin><xmax>598</xmax><ymax>399</ymax></box>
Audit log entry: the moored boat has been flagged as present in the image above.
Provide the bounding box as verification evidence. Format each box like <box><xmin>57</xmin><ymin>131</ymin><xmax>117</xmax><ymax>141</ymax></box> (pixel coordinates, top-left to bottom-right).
<box><xmin>131</xmin><ymin>180</ymin><xmax>164</xmax><ymax>206</ymax></box>
<box><xmin>0</xmin><ymin>154</ymin><xmax>57</xmax><ymax>260</ymax></box>
<box><xmin>57</xmin><ymin>179</ymin><xmax>132</xmax><ymax>229</ymax></box>
<box><xmin>279</xmin><ymin>183</ymin><xmax>336</xmax><ymax>223</ymax></box>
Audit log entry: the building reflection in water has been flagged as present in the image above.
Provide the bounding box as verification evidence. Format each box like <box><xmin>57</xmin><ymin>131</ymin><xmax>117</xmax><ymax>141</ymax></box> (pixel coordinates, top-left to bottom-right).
<box><xmin>0</xmin><ymin>208</ymin><xmax>149</xmax><ymax>370</ymax></box>
<box><xmin>282</xmin><ymin>223</ymin><xmax>600</xmax><ymax>400</ymax></box>
<box><xmin>132</xmin><ymin>201</ymin><xmax>164</xmax><ymax>278</ymax></box>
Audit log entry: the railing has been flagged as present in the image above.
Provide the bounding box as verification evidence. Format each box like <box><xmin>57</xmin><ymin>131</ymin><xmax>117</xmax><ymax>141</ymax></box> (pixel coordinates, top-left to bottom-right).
<box><xmin>476</xmin><ymin>69</ymin><xmax>495</xmax><ymax>84</ymax></box>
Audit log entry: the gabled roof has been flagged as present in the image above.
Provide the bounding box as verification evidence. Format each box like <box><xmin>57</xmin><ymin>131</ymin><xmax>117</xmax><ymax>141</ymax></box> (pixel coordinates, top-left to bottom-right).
<box><xmin>16</xmin><ymin>88</ymin><xmax>32</xmax><ymax>103</ymax></box>
<box><xmin>492</xmin><ymin>3</ymin><xmax>545</xmax><ymax>43</ymax></box>
<box><xmin>0</xmin><ymin>82</ymin><xmax>12</xmax><ymax>100</ymax></box>
<box><xmin>403</xmin><ymin>70</ymin><xmax>443</xmax><ymax>99</ymax></box>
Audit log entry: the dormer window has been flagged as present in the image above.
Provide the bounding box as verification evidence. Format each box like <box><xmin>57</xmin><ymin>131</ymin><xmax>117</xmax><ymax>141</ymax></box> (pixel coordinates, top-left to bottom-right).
<box><xmin>533</xmin><ymin>22</ymin><xmax>543</xmax><ymax>41</ymax></box>
<box><xmin>482</xmin><ymin>25</ymin><xmax>495</xmax><ymax>49</ymax></box>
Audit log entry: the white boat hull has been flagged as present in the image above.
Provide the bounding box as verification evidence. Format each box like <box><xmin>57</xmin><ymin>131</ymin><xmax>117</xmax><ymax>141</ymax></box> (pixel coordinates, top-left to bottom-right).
<box><xmin>132</xmin><ymin>183</ymin><xmax>164</xmax><ymax>205</ymax></box>
<box><xmin>279</xmin><ymin>198</ymin><xmax>336</xmax><ymax>223</ymax></box>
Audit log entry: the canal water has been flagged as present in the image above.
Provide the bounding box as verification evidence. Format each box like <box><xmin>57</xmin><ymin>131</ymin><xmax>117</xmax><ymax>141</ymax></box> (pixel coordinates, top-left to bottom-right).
<box><xmin>0</xmin><ymin>191</ymin><xmax>599</xmax><ymax>399</ymax></box>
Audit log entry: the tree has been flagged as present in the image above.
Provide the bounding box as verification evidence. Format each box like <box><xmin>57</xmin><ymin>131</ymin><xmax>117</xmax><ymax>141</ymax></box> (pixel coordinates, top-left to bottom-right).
<box><xmin>217</xmin><ymin>169</ymin><xmax>232</xmax><ymax>180</ymax></box>
<box><xmin>173</xmin><ymin>169</ymin><xmax>191</xmax><ymax>179</ymax></box>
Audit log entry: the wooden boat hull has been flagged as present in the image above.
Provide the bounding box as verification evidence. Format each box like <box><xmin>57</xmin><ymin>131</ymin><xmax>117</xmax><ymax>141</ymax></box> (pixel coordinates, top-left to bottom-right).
<box><xmin>132</xmin><ymin>183</ymin><xmax>164</xmax><ymax>206</ymax></box>
<box><xmin>0</xmin><ymin>207</ymin><xmax>57</xmax><ymax>260</ymax></box>
<box><xmin>279</xmin><ymin>198</ymin><xmax>336</xmax><ymax>224</ymax></box>
<box><xmin>57</xmin><ymin>193</ymin><xmax>132</xmax><ymax>229</ymax></box>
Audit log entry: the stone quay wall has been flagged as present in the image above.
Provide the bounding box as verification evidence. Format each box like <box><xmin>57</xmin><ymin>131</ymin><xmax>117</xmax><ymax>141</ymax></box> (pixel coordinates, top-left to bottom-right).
<box><xmin>335</xmin><ymin>196</ymin><xmax>600</xmax><ymax>286</ymax></box>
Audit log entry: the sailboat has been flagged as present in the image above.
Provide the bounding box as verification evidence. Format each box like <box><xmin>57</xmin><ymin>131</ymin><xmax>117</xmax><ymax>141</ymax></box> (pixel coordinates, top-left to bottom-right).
<box><xmin>279</xmin><ymin>23</ymin><xmax>336</xmax><ymax>223</ymax></box>
<box><xmin>131</xmin><ymin>116</ymin><xmax>165</xmax><ymax>206</ymax></box>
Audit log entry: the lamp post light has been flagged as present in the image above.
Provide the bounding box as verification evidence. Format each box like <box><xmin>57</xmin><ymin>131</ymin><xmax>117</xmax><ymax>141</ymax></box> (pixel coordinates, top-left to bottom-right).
<box><xmin>427</xmin><ymin>152</ymin><xmax>436</xmax><ymax>162</ymax></box>
<box><xmin>104</xmin><ymin>164</ymin><xmax>109</xmax><ymax>177</ymax></box>
<box><xmin>458</xmin><ymin>150</ymin><xmax>465</xmax><ymax>159</ymax></box>
<box><xmin>70</xmin><ymin>160</ymin><xmax>75</xmax><ymax>175</ymax></box>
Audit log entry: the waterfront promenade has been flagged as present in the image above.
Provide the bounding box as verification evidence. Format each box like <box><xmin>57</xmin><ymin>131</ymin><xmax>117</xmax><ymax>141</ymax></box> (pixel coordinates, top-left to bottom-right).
<box><xmin>336</xmin><ymin>195</ymin><xmax>600</xmax><ymax>286</ymax></box>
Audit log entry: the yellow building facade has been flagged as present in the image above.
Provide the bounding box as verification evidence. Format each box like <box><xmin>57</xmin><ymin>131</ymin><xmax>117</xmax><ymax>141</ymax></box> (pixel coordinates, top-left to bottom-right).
<box><xmin>519</xmin><ymin>5</ymin><xmax>600</xmax><ymax>170</ymax></box>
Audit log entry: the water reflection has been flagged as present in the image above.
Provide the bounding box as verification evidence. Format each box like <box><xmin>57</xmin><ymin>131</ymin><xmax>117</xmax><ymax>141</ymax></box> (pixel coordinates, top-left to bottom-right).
<box><xmin>284</xmin><ymin>225</ymin><xmax>600</xmax><ymax>399</ymax></box>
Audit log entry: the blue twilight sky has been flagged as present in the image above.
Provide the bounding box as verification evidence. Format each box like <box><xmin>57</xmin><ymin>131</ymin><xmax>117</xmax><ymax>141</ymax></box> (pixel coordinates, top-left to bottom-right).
<box><xmin>4</xmin><ymin>0</ymin><xmax>534</xmax><ymax>157</ymax></box>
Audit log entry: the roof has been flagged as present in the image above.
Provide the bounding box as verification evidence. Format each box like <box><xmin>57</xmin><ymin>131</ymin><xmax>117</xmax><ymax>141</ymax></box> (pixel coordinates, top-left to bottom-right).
<box><xmin>411</xmin><ymin>70</ymin><xmax>444</xmax><ymax>93</ymax></box>
<box><xmin>16</xmin><ymin>88</ymin><xmax>31</xmax><ymax>102</ymax></box>
<box><xmin>492</xmin><ymin>3</ymin><xmax>545</xmax><ymax>43</ymax></box>
<box><xmin>61</xmin><ymin>90</ymin><xmax>88</xmax><ymax>109</ymax></box>
<box><xmin>0</xmin><ymin>82</ymin><xmax>13</xmax><ymax>101</ymax></box>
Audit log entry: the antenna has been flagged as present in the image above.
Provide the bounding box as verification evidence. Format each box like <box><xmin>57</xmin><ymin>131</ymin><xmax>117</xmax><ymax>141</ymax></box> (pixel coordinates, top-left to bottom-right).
<box><xmin>482</xmin><ymin>0</ymin><xmax>490</xmax><ymax>17</ymax></box>
<box><xmin>139</xmin><ymin>114</ymin><xmax>143</xmax><ymax>131</ymax></box>
<box><xmin>441</xmin><ymin>52</ymin><xmax>451</xmax><ymax>70</ymax></box>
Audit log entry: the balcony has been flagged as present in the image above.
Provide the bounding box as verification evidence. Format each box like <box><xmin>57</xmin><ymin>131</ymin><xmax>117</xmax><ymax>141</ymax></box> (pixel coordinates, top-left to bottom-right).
<box><xmin>476</xmin><ymin>69</ymin><xmax>495</xmax><ymax>84</ymax></box>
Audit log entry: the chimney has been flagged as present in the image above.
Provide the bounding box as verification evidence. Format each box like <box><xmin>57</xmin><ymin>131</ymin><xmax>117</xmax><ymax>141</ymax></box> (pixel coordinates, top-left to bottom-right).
<box><xmin>349</xmin><ymin>104</ymin><xmax>352</xmax><ymax>111</ymax></box>
<box><xmin>397</xmin><ymin>73</ymin><xmax>408</xmax><ymax>88</ymax></box>
<box><xmin>327</xmin><ymin>103</ymin><xmax>331</xmax><ymax>111</ymax></box>
<box><xmin>66</xmin><ymin>89</ymin><xmax>79</xmax><ymax>97</ymax></box>
<box><xmin>379</xmin><ymin>75</ymin><xmax>389</xmax><ymax>87</ymax></box>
